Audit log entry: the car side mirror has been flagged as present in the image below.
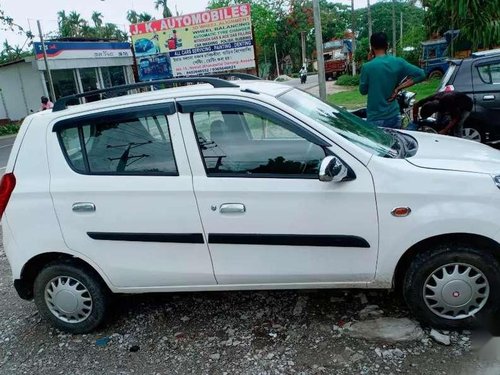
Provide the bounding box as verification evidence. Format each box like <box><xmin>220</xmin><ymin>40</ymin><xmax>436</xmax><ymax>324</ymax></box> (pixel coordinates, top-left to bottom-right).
<box><xmin>319</xmin><ymin>156</ymin><xmax>350</xmax><ymax>182</ymax></box>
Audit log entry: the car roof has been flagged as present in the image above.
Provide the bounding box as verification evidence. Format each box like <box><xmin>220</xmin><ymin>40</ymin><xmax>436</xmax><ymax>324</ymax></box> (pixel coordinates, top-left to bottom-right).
<box><xmin>471</xmin><ymin>48</ymin><xmax>500</xmax><ymax>58</ymax></box>
<box><xmin>33</xmin><ymin>80</ymin><xmax>293</xmax><ymax>121</ymax></box>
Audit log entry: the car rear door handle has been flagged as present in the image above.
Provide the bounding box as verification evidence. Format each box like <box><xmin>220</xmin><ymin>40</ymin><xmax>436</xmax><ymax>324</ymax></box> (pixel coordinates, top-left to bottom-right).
<box><xmin>219</xmin><ymin>203</ymin><xmax>246</xmax><ymax>214</ymax></box>
<box><xmin>483</xmin><ymin>95</ymin><xmax>496</xmax><ymax>101</ymax></box>
<box><xmin>72</xmin><ymin>202</ymin><xmax>96</xmax><ymax>213</ymax></box>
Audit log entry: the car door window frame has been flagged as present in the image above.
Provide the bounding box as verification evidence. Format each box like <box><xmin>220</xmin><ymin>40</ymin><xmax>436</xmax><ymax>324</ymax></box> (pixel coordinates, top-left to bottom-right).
<box><xmin>180</xmin><ymin>98</ymin><xmax>333</xmax><ymax>179</ymax></box>
<box><xmin>474</xmin><ymin>58</ymin><xmax>500</xmax><ymax>86</ymax></box>
<box><xmin>53</xmin><ymin>103</ymin><xmax>179</xmax><ymax>176</ymax></box>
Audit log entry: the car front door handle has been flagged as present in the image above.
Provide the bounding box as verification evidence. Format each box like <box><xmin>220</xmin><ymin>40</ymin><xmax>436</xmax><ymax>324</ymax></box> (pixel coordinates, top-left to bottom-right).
<box><xmin>72</xmin><ymin>202</ymin><xmax>96</xmax><ymax>213</ymax></box>
<box><xmin>219</xmin><ymin>203</ymin><xmax>246</xmax><ymax>214</ymax></box>
<box><xmin>483</xmin><ymin>95</ymin><xmax>496</xmax><ymax>101</ymax></box>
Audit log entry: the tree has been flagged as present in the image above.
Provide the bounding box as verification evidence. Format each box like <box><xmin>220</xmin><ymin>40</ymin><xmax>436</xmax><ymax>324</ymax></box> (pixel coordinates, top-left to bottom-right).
<box><xmin>154</xmin><ymin>0</ymin><xmax>173</xmax><ymax>19</ymax></box>
<box><xmin>0</xmin><ymin>39</ymin><xmax>31</xmax><ymax>64</ymax></box>
<box><xmin>127</xmin><ymin>10</ymin><xmax>153</xmax><ymax>24</ymax></box>
<box><xmin>423</xmin><ymin>0</ymin><xmax>500</xmax><ymax>51</ymax></box>
<box><xmin>101</xmin><ymin>23</ymin><xmax>128</xmax><ymax>41</ymax></box>
<box><xmin>68</xmin><ymin>11</ymin><xmax>86</xmax><ymax>36</ymax></box>
<box><xmin>56</xmin><ymin>10</ymin><xmax>127</xmax><ymax>41</ymax></box>
<box><xmin>91</xmin><ymin>11</ymin><xmax>103</xmax><ymax>29</ymax></box>
<box><xmin>127</xmin><ymin>10</ymin><xmax>139</xmax><ymax>24</ymax></box>
<box><xmin>0</xmin><ymin>4</ymin><xmax>34</xmax><ymax>46</ymax></box>
<box><xmin>138</xmin><ymin>12</ymin><xmax>154</xmax><ymax>22</ymax></box>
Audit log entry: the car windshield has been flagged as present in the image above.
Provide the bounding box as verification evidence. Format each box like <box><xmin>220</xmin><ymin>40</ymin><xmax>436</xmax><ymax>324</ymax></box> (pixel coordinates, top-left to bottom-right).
<box><xmin>278</xmin><ymin>89</ymin><xmax>399</xmax><ymax>158</ymax></box>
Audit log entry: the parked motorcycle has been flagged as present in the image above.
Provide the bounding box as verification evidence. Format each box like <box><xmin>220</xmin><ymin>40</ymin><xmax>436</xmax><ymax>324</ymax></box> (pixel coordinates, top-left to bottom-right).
<box><xmin>350</xmin><ymin>90</ymin><xmax>437</xmax><ymax>133</ymax></box>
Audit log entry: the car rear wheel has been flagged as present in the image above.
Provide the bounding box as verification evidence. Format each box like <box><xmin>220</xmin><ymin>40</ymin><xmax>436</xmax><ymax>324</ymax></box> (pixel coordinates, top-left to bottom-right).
<box><xmin>403</xmin><ymin>244</ymin><xmax>500</xmax><ymax>329</ymax></box>
<box><xmin>34</xmin><ymin>261</ymin><xmax>109</xmax><ymax>333</ymax></box>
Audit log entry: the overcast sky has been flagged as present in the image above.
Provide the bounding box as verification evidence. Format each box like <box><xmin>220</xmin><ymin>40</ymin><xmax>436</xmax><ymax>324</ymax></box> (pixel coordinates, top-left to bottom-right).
<box><xmin>2</xmin><ymin>0</ymin><xmax>379</xmax><ymax>48</ymax></box>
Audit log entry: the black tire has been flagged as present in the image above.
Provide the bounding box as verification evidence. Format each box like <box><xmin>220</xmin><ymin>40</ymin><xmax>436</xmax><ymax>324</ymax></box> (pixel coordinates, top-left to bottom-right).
<box><xmin>403</xmin><ymin>244</ymin><xmax>500</xmax><ymax>330</ymax></box>
<box><xmin>34</xmin><ymin>260</ymin><xmax>110</xmax><ymax>334</ymax></box>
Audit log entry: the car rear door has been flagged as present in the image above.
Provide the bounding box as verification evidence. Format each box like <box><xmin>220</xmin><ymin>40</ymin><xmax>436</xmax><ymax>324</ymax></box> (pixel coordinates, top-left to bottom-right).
<box><xmin>177</xmin><ymin>97</ymin><xmax>379</xmax><ymax>286</ymax></box>
<box><xmin>48</xmin><ymin>102</ymin><xmax>216</xmax><ymax>289</ymax></box>
<box><xmin>472</xmin><ymin>57</ymin><xmax>500</xmax><ymax>140</ymax></box>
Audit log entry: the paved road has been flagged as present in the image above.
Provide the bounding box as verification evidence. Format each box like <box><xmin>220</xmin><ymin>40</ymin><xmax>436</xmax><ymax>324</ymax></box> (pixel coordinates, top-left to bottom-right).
<box><xmin>283</xmin><ymin>74</ymin><xmax>319</xmax><ymax>91</ymax></box>
<box><xmin>0</xmin><ymin>135</ymin><xmax>16</xmax><ymax>173</ymax></box>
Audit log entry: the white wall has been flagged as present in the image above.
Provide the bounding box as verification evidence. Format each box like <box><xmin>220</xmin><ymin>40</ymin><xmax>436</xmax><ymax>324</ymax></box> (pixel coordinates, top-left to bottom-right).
<box><xmin>0</xmin><ymin>61</ymin><xmax>45</xmax><ymax>121</ymax></box>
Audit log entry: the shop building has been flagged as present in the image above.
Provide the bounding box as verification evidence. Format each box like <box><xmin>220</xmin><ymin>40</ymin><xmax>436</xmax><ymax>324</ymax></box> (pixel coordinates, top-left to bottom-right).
<box><xmin>0</xmin><ymin>40</ymin><xmax>134</xmax><ymax>121</ymax></box>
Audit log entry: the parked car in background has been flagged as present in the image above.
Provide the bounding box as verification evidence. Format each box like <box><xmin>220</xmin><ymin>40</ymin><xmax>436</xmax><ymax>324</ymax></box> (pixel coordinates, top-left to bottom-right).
<box><xmin>438</xmin><ymin>49</ymin><xmax>500</xmax><ymax>143</ymax></box>
<box><xmin>3</xmin><ymin>77</ymin><xmax>500</xmax><ymax>334</ymax></box>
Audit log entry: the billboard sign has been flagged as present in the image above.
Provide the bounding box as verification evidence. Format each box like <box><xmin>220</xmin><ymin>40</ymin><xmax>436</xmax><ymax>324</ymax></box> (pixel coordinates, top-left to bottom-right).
<box><xmin>34</xmin><ymin>42</ymin><xmax>132</xmax><ymax>60</ymax></box>
<box><xmin>130</xmin><ymin>4</ymin><xmax>256</xmax><ymax>80</ymax></box>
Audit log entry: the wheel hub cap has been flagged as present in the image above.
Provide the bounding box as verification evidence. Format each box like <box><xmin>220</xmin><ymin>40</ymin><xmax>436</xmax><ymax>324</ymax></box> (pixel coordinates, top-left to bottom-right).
<box><xmin>45</xmin><ymin>276</ymin><xmax>93</xmax><ymax>323</ymax></box>
<box><xmin>462</xmin><ymin>128</ymin><xmax>481</xmax><ymax>142</ymax></box>
<box><xmin>424</xmin><ymin>263</ymin><xmax>489</xmax><ymax>320</ymax></box>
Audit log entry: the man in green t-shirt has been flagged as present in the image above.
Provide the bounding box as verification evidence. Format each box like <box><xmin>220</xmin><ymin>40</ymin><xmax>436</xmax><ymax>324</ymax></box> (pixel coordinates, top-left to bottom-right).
<box><xmin>359</xmin><ymin>32</ymin><xmax>425</xmax><ymax>128</ymax></box>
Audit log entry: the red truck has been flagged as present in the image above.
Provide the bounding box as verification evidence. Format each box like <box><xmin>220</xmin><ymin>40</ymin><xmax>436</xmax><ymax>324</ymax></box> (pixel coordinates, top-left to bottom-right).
<box><xmin>323</xmin><ymin>39</ymin><xmax>351</xmax><ymax>80</ymax></box>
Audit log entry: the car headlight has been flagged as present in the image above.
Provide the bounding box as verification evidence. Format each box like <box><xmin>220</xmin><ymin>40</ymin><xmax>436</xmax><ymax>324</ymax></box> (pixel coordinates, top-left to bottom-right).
<box><xmin>493</xmin><ymin>175</ymin><xmax>500</xmax><ymax>189</ymax></box>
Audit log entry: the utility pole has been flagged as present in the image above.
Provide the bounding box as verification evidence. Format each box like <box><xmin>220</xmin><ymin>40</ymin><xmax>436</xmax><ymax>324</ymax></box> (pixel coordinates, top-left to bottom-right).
<box><xmin>392</xmin><ymin>0</ymin><xmax>397</xmax><ymax>56</ymax></box>
<box><xmin>367</xmin><ymin>0</ymin><xmax>372</xmax><ymax>40</ymax></box>
<box><xmin>37</xmin><ymin>20</ymin><xmax>56</xmax><ymax>102</ymax></box>
<box><xmin>274</xmin><ymin>43</ymin><xmax>280</xmax><ymax>77</ymax></box>
<box><xmin>313</xmin><ymin>0</ymin><xmax>326</xmax><ymax>100</ymax></box>
<box><xmin>351</xmin><ymin>0</ymin><xmax>356</xmax><ymax>76</ymax></box>
<box><xmin>301</xmin><ymin>31</ymin><xmax>307</xmax><ymax>67</ymax></box>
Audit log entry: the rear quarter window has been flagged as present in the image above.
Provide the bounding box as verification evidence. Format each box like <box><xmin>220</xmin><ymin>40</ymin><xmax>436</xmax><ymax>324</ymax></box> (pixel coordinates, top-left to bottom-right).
<box><xmin>57</xmin><ymin>112</ymin><xmax>178</xmax><ymax>176</ymax></box>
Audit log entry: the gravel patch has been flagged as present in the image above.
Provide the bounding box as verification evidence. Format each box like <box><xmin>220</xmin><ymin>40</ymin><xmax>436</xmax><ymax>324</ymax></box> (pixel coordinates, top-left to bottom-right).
<box><xmin>0</xmin><ymin>235</ymin><xmax>497</xmax><ymax>374</ymax></box>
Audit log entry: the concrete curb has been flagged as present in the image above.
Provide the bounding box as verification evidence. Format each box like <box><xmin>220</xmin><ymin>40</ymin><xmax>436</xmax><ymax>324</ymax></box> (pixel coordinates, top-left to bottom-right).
<box><xmin>0</xmin><ymin>134</ymin><xmax>17</xmax><ymax>140</ymax></box>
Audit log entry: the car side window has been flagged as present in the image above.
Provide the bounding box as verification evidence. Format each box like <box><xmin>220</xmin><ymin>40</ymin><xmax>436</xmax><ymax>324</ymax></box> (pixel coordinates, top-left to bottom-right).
<box><xmin>58</xmin><ymin>112</ymin><xmax>177</xmax><ymax>175</ymax></box>
<box><xmin>191</xmin><ymin>108</ymin><xmax>326</xmax><ymax>177</ymax></box>
<box><xmin>477</xmin><ymin>62</ymin><xmax>500</xmax><ymax>84</ymax></box>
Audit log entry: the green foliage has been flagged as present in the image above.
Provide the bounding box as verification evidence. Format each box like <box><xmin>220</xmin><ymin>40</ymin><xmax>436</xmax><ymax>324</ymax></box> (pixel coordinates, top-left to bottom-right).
<box><xmin>126</xmin><ymin>10</ymin><xmax>154</xmax><ymax>24</ymax></box>
<box><xmin>0</xmin><ymin>39</ymin><xmax>32</xmax><ymax>64</ymax></box>
<box><xmin>0</xmin><ymin>124</ymin><xmax>20</xmax><ymax>136</ymax></box>
<box><xmin>423</xmin><ymin>0</ymin><xmax>500</xmax><ymax>51</ymax></box>
<box><xmin>328</xmin><ymin>78</ymin><xmax>441</xmax><ymax>109</ymax></box>
<box><xmin>0</xmin><ymin>4</ymin><xmax>33</xmax><ymax>63</ymax></box>
<box><xmin>154</xmin><ymin>0</ymin><xmax>173</xmax><ymax>19</ymax></box>
<box><xmin>355</xmin><ymin>1</ymin><xmax>425</xmax><ymax>50</ymax></box>
<box><xmin>336</xmin><ymin>74</ymin><xmax>360</xmax><ymax>86</ymax></box>
<box><xmin>57</xmin><ymin>10</ymin><xmax>128</xmax><ymax>41</ymax></box>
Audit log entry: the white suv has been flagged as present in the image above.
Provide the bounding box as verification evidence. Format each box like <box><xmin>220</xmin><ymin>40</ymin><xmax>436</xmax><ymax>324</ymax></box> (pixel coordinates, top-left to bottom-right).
<box><xmin>3</xmin><ymin>77</ymin><xmax>500</xmax><ymax>333</ymax></box>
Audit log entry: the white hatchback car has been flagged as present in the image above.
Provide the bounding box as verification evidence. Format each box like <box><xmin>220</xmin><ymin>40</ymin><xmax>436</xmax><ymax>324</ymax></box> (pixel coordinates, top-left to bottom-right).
<box><xmin>3</xmin><ymin>77</ymin><xmax>500</xmax><ymax>333</ymax></box>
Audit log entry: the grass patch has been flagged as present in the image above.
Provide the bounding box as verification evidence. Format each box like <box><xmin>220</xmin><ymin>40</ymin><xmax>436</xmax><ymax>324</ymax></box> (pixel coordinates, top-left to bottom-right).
<box><xmin>336</xmin><ymin>74</ymin><xmax>360</xmax><ymax>86</ymax></box>
<box><xmin>328</xmin><ymin>78</ymin><xmax>441</xmax><ymax>109</ymax></box>
<box><xmin>0</xmin><ymin>124</ymin><xmax>21</xmax><ymax>136</ymax></box>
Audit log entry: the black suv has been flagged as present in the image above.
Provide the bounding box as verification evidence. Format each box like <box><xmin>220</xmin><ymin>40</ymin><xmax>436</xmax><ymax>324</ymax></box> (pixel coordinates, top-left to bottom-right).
<box><xmin>438</xmin><ymin>49</ymin><xmax>500</xmax><ymax>144</ymax></box>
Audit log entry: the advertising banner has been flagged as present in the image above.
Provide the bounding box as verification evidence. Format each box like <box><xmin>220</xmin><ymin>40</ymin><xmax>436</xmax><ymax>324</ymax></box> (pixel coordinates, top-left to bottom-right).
<box><xmin>130</xmin><ymin>4</ymin><xmax>256</xmax><ymax>81</ymax></box>
<box><xmin>34</xmin><ymin>42</ymin><xmax>132</xmax><ymax>60</ymax></box>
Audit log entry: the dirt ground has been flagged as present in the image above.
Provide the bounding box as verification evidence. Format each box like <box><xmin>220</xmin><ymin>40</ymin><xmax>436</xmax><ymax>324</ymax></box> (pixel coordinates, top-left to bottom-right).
<box><xmin>1</xmin><ymin>240</ymin><xmax>499</xmax><ymax>375</ymax></box>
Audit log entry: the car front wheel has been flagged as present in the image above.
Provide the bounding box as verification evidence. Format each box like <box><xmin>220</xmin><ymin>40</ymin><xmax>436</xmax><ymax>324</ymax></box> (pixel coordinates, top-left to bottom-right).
<box><xmin>403</xmin><ymin>244</ymin><xmax>500</xmax><ymax>329</ymax></box>
<box><xmin>34</xmin><ymin>261</ymin><xmax>109</xmax><ymax>334</ymax></box>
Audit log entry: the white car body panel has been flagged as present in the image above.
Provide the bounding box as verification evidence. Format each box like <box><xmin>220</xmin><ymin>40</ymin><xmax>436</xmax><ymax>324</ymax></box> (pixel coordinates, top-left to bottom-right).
<box><xmin>3</xmin><ymin>80</ymin><xmax>500</xmax><ymax>296</ymax></box>
<box><xmin>45</xmin><ymin>108</ymin><xmax>216</xmax><ymax>288</ymax></box>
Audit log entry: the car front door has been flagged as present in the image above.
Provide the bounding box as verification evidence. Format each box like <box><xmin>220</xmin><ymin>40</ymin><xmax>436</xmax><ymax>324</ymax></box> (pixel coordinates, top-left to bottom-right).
<box><xmin>178</xmin><ymin>98</ymin><xmax>379</xmax><ymax>285</ymax></box>
<box><xmin>48</xmin><ymin>103</ymin><xmax>216</xmax><ymax>289</ymax></box>
<box><xmin>472</xmin><ymin>58</ymin><xmax>500</xmax><ymax>141</ymax></box>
